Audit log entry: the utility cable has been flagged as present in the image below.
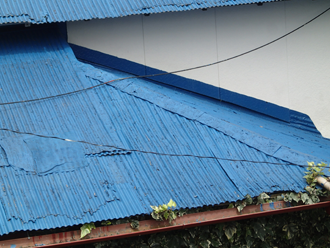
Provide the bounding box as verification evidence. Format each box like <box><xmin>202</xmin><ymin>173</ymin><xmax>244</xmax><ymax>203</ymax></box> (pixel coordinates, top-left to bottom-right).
<box><xmin>0</xmin><ymin>5</ymin><xmax>329</xmax><ymax>106</ymax></box>
<box><xmin>0</xmin><ymin>127</ymin><xmax>320</xmax><ymax>169</ymax></box>
<box><xmin>0</xmin><ymin>8</ymin><xmax>329</xmax><ymax>168</ymax></box>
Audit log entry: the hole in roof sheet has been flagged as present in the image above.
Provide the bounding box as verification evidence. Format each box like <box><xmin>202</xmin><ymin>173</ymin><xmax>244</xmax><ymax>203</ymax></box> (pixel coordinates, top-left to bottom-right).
<box><xmin>0</xmin><ymin>134</ymin><xmax>88</xmax><ymax>174</ymax></box>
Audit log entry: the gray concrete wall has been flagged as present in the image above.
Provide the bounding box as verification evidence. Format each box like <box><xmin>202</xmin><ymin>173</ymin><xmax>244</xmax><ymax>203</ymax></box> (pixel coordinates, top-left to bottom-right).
<box><xmin>68</xmin><ymin>0</ymin><xmax>330</xmax><ymax>138</ymax></box>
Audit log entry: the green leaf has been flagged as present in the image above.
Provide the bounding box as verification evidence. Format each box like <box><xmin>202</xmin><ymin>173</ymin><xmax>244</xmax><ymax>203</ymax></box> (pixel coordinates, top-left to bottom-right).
<box><xmin>304</xmin><ymin>240</ymin><xmax>314</xmax><ymax>248</ymax></box>
<box><xmin>214</xmin><ymin>224</ymin><xmax>224</xmax><ymax>239</ymax></box>
<box><xmin>189</xmin><ymin>229</ymin><xmax>196</xmax><ymax>239</ymax></box>
<box><xmin>168</xmin><ymin>199</ymin><xmax>177</xmax><ymax>208</ymax></box>
<box><xmin>130</xmin><ymin>220</ymin><xmax>140</xmax><ymax>229</ymax></box>
<box><xmin>161</xmin><ymin>204</ymin><xmax>168</xmax><ymax>211</ymax></box>
<box><xmin>149</xmin><ymin>242</ymin><xmax>161</xmax><ymax>248</ymax></box>
<box><xmin>257</xmin><ymin>193</ymin><xmax>270</xmax><ymax>204</ymax></box>
<box><xmin>316</xmin><ymin>223</ymin><xmax>324</xmax><ymax>232</ymax></box>
<box><xmin>163</xmin><ymin>211</ymin><xmax>169</xmax><ymax>220</ymax></box>
<box><xmin>245</xmin><ymin>236</ymin><xmax>254</xmax><ymax>248</ymax></box>
<box><xmin>170</xmin><ymin>211</ymin><xmax>177</xmax><ymax>220</ymax></box>
<box><xmin>188</xmin><ymin>245</ymin><xmax>198</xmax><ymax>248</ymax></box>
<box><xmin>251</xmin><ymin>222</ymin><xmax>266</xmax><ymax>241</ymax></box>
<box><xmin>319</xmin><ymin>162</ymin><xmax>326</xmax><ymax>167</ymax></box>
<box><xmin>245</xmin><ymin>194</ymin><xmax>253</xmax><ymax>205</ymax></box>
<box><xmin>301</xmin><ymin>193</ymin><xmax>309</xmax><ymax>203</ymax></box>
<box><xmin>224</xmin><ymin>224</ymin><xmax>237</xmax><ymax>240</ymax></box>
<box><xmin>200</xmin><ymin>240</ymin><xmax>211</xmax><ymax>248</ymax></box>
<box><xmin>210</xmin><ymin>238</ymin><xmax>221</xmax><ymax>247</ymax></box>
<box><xmin>282</xmin><ymin>223</ymin><xmax>298</xmax><ymax>239</ymax></box>
<box><xmin>276</xmin><ymin>195</ymin><xmax>284</xmax><ymax>201</ymax></box>
<box><xmin>290</xmin><ymin>192</ymin><xmax>300</xmax><ymax>203</ymax></box>
<box><xmin>283</xmin><ymin>193</ymin><xmax>290</xmax><ymax>202</ymax></box>
<box><xmin>245</xmin><ymin>227</ymin><xmax>252</xmax><ymax>237</ymax></box>
<box><xmin>178</xmin><ymin>209</ymin><xmax>186</xmax><ymax>217</ymax></box>
<box><xmin>237</xmin><ymin>203</ymin><xmax>245</xmax><ymax>213</ymax></box>
<box><xmin>151</xmin><ymin>211</ymin><xmax>162</xmax><ymax>221</ymax></box>
<box><xmin>101</xmin><ymin>220</ymin><xmax>112</xmax><ymax>226</ymax></box>
<box><xmin>150</xmin><ymin>205</ymin><xmax>158</xmax><ymax>211</ymax></box>
<box><xmin>311</xmin><ymin>194</ymin><xmax>320</xmax><ymax>203</ymax></box>
<box><xmin>305</xmin><ymin>197</ymin><xmax>314</xmax><ymax>205</ymax></box>
<box><xmin>80</xmin><ymin>223</ymin><xmax>96</xmax><ymax>238</ymax></box>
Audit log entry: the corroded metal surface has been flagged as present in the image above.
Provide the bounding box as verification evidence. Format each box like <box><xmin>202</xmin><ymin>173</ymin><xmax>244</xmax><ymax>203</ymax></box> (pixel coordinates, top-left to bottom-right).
<box><xmin>1</xmin><ymin>200</ymin><xmax>330</xmax><ymax>248</ymax></box>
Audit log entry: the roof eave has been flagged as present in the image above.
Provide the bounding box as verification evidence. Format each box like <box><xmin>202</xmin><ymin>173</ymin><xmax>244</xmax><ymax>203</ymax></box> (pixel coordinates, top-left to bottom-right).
<box><xmin>2</xmin><ymin>199</ymin><xmax>330</xmax><ymax>248</ymax></box>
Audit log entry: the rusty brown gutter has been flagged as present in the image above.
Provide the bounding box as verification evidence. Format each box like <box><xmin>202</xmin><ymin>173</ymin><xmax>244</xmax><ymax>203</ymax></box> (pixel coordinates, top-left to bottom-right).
<box><xmin>1</xmin><ymin>200</ymin><xmax>330</xmax><ymax>248</ymax></box>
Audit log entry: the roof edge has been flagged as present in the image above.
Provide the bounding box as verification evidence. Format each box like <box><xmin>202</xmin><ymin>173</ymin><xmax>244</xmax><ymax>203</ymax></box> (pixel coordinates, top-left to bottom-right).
<box><xmin>0</xmin><ymin>0</ymin><xmax>281</xmax><ymax>25</ymax></box>
<box><xmin>2</xmin><ymin>199</ymin><xmax>330</xmax><ymax>248</ymax></box>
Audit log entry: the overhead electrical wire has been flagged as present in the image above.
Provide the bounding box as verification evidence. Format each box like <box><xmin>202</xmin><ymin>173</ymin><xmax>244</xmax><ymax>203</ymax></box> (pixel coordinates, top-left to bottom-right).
<box><xmin>0</xmin><ymin>5</ymin><xmax>329</xmax><ymax>106</ymax></box>
<box><xmin>0</xmin><ymin>127</ymin><xmax>320</xmax><ymax>169</ymax></box>
<box><xmin>0</xmin><ymin>7</ymin><xmax>328</xmax><ymax>169</ymax></box>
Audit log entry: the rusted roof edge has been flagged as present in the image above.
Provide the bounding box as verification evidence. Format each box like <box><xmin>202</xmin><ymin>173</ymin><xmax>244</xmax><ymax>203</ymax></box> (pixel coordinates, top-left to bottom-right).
<box><xmin>1</xmin><ymin>199</ymin><xmax>330</xmax><ymax>248</ymax></box>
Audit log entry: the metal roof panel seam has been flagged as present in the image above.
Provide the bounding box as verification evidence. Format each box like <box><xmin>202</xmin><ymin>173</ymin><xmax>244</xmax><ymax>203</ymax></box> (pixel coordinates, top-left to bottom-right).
<box><xmin>0</xmin><ymin>26</ymin><xmax>326</xmax><ymax>236</ymax></box>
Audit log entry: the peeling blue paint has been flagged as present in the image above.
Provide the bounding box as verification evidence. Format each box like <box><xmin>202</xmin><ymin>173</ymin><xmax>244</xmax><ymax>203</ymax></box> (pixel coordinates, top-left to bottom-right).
<box><xmin>269</xmin><ymin>202</ymin><xmax>275</xmax><ymax>210</ymax></box>
<box><xmin>0</xmin><ymin>134</ymin><xmax>88</xmax><ymax>174</ymax></box>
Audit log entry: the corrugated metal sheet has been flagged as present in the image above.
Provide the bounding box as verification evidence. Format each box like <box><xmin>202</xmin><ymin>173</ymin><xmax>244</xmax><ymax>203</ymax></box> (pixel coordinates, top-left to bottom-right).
<box><xmin>0</xmin><ymin>26</ymin><xmax>326</xmax><ymax>236</ymax></box>
<box><xmin>0</xmin><ymin>0</ymin><xmax>280</xmax><ymax>24</ymax></box>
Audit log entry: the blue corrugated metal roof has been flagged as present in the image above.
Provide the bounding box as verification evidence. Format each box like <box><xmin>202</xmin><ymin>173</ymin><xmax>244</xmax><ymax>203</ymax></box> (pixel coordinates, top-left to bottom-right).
<box><xmin>0</xmin><ymin>0</ymin><xmax>280</xmax><ymax>24</ymax></box>
<box><xmin>0</xmin><ymin>26</ymin><xmax>329</xmax><ymax>236</ymax></box>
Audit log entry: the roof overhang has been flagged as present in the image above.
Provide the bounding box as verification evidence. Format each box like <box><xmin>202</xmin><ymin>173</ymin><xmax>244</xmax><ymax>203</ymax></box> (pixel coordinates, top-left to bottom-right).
<box><xmin>0</xmin><ymin>0</ymin><xmax>282</xmax><ymax>25</ymax></box>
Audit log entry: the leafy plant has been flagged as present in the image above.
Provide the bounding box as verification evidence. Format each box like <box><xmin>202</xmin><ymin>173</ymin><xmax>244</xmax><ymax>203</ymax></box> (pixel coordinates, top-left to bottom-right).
<box><xmin>303</xmin><ymin>162</ymin><xmax>327</xmax><ymax>187</ymax></box>
<box><xmin>70</xmin><ymin>208</ymin><xmax>330</xmax><ymax>248</ymax></box>
<box><xmin>80</xmin><ymin>223</ymin><xmax>96</xmax><ymax>238</ymax></box>
<box><xmin>230</xmin><ymin>194</ymin><xmax>253</xmax><ymax>212</ymax></box>
<box><xmin>256</xmin><ymin>193</ymin><xmax>271</xmax><ymax>205</ymax></box>
<box><xmin>74</xmin><ymin>162</ymin><xmax>330</xmax><ymax>246</ymax></box>
<box><xmin>150</xmin><ymin>199</ymin><xmax>178</xmax><ymax>223</ymax></box>
<box><xmin>130</xmin><ymin>219</ymin><xmax>140</xmax><ymax>229</ymax></box>
<box><xmin>101</xmin><ymin>220</ymin><xmax>112</xmax><ymax>226</ymax></box>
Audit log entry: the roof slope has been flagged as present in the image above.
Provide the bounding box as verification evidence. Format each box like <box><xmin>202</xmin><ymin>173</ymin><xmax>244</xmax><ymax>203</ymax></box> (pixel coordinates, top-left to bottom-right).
<box><xmin>0</xmin><ymin>0</ymin><xmax>280</xmax><ymax>24</ymax></box>
<box><xmin>0</xmin><ymin>26</ymin><xmax>328</xmax><ymax>236</ymax></box>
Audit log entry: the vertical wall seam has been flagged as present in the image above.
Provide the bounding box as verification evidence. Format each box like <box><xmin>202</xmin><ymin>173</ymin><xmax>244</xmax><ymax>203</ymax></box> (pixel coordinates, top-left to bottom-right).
<box><xmin>214</xmin><ymin>7</ymin><xmax>221</xmax><ymax>100</ymax></box>
<box><xmin>284</xmin><ymin>1</ymin><xmax>291</xmax><ymax>123</ymax></box>
<box><xmin>141</xmin><ymin>15</ymin><xmax>147</xmax><ymax>75</ymax></box>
